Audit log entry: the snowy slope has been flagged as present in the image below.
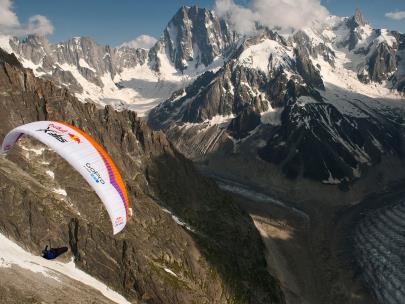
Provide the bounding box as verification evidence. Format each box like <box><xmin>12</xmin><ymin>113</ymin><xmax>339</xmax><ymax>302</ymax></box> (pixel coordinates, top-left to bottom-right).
<box><xmin>239</xmin><ymin>37</ymin><xmax>294</xmax><ymax>74</ymax></box>
<box><xmin>0</xmin><ymin>233</ymin><xmax>130</xmax><ymax>304</ymax></box>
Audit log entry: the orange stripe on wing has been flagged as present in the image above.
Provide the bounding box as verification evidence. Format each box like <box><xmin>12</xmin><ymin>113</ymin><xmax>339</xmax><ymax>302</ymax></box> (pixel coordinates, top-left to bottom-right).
<box><xmin>57</xmin><ymin>122</ymin><xmax>129</xmax><ymax>219</ymax></box>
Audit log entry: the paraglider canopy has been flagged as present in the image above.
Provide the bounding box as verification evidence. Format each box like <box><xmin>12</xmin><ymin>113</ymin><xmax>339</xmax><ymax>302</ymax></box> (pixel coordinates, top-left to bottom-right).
<box><xmin>1</xmin><ymin>121</ymin><xmax>129</xmax><ymax>235</ymax></box>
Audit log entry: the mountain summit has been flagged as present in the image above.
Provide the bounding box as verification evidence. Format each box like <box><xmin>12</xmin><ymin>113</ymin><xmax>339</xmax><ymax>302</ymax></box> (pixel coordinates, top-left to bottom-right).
<box><xmin>348</xmin><ymin>8</ymin><xmax>367</xmax><ymax>28</ymax></box>
<box><xmin>150</xmin><ymin>5</ymin><xmax>235</xmax><ymax>72</ymax></box>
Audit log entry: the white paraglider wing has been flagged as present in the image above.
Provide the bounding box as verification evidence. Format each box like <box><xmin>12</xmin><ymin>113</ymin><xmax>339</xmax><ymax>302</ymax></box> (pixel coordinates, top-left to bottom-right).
<box><xmin>1</xmin><ymin>121</ymin><xmax>129</xmax><ymax>235</ymax></box>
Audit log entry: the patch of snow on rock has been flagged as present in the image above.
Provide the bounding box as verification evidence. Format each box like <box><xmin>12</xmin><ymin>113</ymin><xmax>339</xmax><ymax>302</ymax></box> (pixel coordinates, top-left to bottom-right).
<box><xmin>239</xmin><ymin>38</ymin><xmax>292</xmax><ymax>73</ymax></box>
<box><xmin>78</xmin><ymin>58</ymin><xmax>96</xmax><ymax>72</ymax></box>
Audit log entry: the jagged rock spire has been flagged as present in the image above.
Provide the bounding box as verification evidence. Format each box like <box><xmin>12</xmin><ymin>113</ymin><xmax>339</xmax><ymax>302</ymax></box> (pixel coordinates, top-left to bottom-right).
<box><xmin>354</xmin><ymin>8</ymin><xmax>367</xmax><ymax>26</ymax></box>
<box><xmin>152</xmin><ymin>5</ymin><xmax>234</xmax><ymax>71</ymax></box>
<box><xmin>347</xmin><ymin>8</ymin><xmax>367</xmax><ymax>28</ymax></box>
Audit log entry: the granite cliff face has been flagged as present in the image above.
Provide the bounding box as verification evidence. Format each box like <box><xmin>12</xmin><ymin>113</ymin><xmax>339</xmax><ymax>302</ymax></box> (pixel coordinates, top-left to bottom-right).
<box><xmin>149</xmin><ymin>5</ymin><xmax>234</xmax><ymax>72</ymax></box>
<box><xmin>0</xmin><ymin>49</ymin><xmax>284</xmax><ymax>304</ymax></box>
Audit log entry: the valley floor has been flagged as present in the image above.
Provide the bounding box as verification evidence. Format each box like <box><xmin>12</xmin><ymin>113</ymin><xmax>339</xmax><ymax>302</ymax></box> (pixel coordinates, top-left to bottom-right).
<box><xmin>215</xmin><ymin>176</ymin><xmax>405</xmax><ymax>304</ymax></box>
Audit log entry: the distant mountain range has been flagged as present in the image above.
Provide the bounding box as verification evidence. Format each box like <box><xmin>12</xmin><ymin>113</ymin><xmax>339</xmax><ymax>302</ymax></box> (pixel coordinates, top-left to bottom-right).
<box><xmin>0</xmin><ymin>6</ymin><xmax>237</xmax><ymax>115</ymax></box>
<box><xmin>0</xmin><ymin>6</ymin><xmax>404</xmax><ymax>196</ymax></box>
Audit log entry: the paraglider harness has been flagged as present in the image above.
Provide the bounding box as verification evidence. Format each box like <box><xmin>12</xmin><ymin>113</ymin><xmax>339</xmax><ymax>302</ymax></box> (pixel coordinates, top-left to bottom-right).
<box><xmin>41</xmin><ymin>244</ymin><xmax>68</xmax><ymax>260</ymax></box>
<box><xmin>41</xmin><ymin>245</ymin><xmax>58</xmax><ymax>260</ymax></box>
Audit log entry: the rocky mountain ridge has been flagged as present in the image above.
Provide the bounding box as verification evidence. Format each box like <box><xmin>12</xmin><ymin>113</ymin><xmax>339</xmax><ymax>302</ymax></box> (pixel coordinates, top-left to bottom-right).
<box><xmin>0</xmin><ymin>6</ymin><xmax>236</xmax><ymax>115</ymax></box>
<box><xmin>0</xmin><ymin>48</ymin><xmax>284</xmax><ymax>304</ymax></box>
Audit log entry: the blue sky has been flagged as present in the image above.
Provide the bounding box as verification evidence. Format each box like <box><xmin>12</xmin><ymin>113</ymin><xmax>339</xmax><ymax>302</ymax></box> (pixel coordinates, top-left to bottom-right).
<box><xmin>11</xmin><ymin>0</ymin><xmax>405</xmax><ymax>46</ymax></box>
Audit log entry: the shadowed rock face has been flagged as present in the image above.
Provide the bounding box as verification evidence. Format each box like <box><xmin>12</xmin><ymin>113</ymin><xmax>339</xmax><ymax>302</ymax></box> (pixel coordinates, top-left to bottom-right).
<box><xmin>293</xmin><ymin>46</ymin><xmax>325</xmax><ymax>90</ymax></box>
<box><xmin>0</xmin><ymin>49</ymin><xmax>284</xmax><ymax>304</ymax></box>
<box><xmin>367</xmin><ymin>41</ymin><xmax>397</xmax><ymax>83</ymax></box>
<box><xmin>292</xmin><ymin>31</ymin><xmax>336</xmax><ymax>67</ymax></box>
<box><xmin>228</xmin><ymin>108</ymin><xmax>261</xmax><ymax>139</ymax></box>
<box><xmin>258</xmin><ymin>96</ymin><xmax>403</xmax><ymax>182</ymax></box>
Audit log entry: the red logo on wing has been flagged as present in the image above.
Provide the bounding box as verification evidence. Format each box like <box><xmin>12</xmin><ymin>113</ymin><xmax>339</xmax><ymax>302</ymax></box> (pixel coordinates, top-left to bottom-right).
<box><xmin>68</xmin><ymin>133</ymin><xmax>81</xmax><ymax>144</ymax></box>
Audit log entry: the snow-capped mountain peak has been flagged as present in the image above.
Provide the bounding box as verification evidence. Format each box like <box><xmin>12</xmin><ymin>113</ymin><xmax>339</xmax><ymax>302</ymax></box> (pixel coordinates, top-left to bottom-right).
<box><xmin>148</xmin><ymin>9</ymin><xmax>405</xmax><ymax>188</ymax></box>
<box><xmin>149</xmin><ymin>5</ymin><xmax>236</xmax><ymax>73</ymax></box>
